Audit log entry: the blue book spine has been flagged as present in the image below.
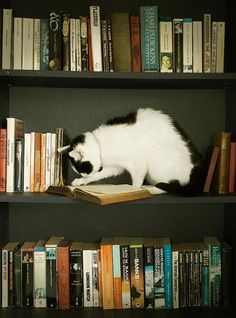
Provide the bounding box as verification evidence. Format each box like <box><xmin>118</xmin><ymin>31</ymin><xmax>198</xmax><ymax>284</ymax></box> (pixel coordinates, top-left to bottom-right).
<box><xmin>164</xmin><ymin>244</ymin><xmax>172</xmax><ymax>309</ymax></box>
<box><xmin>140</xmin><ymin>6</ymin><xmax>159</xmax><ymax>72</ymax></box>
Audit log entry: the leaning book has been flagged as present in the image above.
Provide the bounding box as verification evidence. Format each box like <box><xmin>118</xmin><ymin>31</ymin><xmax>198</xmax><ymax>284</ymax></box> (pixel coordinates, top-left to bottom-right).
<box><xmin>47</xmin><ymin>184</ymin><xmax>153</xmax><ymax>205</ymax></box>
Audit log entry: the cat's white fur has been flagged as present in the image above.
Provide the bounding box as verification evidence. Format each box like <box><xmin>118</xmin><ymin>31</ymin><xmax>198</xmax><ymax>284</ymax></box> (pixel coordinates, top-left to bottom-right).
<box><xmin>68</xmin><ymin>108</ymin><xmax>196</xmax><ymax>194</ymax></box>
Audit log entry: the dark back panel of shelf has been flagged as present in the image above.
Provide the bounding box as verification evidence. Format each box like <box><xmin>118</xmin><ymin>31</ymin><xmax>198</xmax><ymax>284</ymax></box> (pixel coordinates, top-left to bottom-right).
<box><xmin>0</xmin><ymin>203</ymin><xmax>9</xmax><ymax>246</ymax></box>
<box><xmin>0</xmin><ymin>85</ymin><xmax>9</xmax><ymax>126</ymax></box>
<box><xmin>9</xmin><ymin>203</ymin><xmax>224</xmax><ymax>244</ymax></box>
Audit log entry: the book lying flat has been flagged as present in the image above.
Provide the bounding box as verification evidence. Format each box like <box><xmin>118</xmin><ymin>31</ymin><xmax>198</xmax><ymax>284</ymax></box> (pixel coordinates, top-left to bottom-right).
<box><xmin>47</xmin><ymin>184</ymin><xmax>154</xmax><ymax>205</ymax></box>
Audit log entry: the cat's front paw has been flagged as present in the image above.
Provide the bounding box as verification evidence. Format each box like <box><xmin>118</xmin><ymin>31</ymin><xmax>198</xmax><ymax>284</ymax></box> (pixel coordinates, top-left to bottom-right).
<box><xmin>71</xmin><ymin>178</ymin><xmax>86</xmax><ymax>186</ymax></box>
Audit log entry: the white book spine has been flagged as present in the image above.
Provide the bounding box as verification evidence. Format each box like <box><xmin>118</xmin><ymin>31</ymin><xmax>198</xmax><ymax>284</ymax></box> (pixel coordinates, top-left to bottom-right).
<box><xmin>159</xmin><ymin>19</ymin><xmax>173</xmax><ymax>73</ymax></box>
<box><xmin>34</xmin><ymin>248</ymin><xmax>46</xmax><ymax>307</ymax></box>
<box><xmin>33</xmin><ymin>18</ymin><xmax>40</xmax><ymax>70</ymax></box>
<box><xmin>45</xmin><ymin>132</ymin><xmax>51</xmax><ymax>190</ymax></box>
<box><xmin>1</xmin><ymin>250</ymin><xmax>8</xmax><ymax>307</ymax></box>
<box><xmin>70</xmin><ymin>18</ymin><xmax>76</xmax><ymax>71</ymax></box>
<box><xmin>75</xmin><ymin>18</ymin><xmax>81</xmax><ymax>71</ymax></box>
<box><xmin>22</xmin><ymin>18</ymin><xmax>34</xmax><ymax>70</ymax></box>
<box><xmin>193</xmin><ymin>21</ymin><xmax>202</xmax><ymax>73</ymax></box>
<box><xmin>92</xmin><ymin>250</ymin><xmax>99</xmax><ymax>307</ymax></box>
<box><xmin>183</xmin><ymin>18</ymin><xmax>193</xmax><ymax>73</ymax></box>
<box><xmin>203</xmin><ymin>14</ymin><xmax>211</xmax><ymax>73</ymax></box>
<box><xmin>13</xmin><ymin>17</ymin><xmax>23</xmax><ymax>70</ymax></box>
<box><xmin>83</xmin><ymin>250</ymin><xmax>93</xmax><ymax>307</ymax></box>
<box><xmin>172</xmin><ymin>250</ymin><xmax>179</xmax><ymax>309</ymax></box>
<box><xmin>2</xmin><ymin>9</ymin><xmax>13</xmax><ymax>69</ymax></box>
<box><xmin>216</xmin><ymin>21</ymin><xmax>225</xmax><ymax>73</ymax></box>
<box><xmin>30</xmin><ymin>132</ymin><xmax>35</xmax><ymax>192</ymax></box>
<box><xmin>50</xmin><ymin>133</ymin><xmax>56</xmax><ymax>186</ymax></box>
<box><xmin>23</xmin><ymin>133</ymin><xmax>31</xmax><ymax>192</ymax></box>
<box><xmin>211</xmin><ymin>21</ymin><xmax>217</xmax><ymax>73</ymax></box>
<box><xmin>90</xmin><ymin>6</ymin><xmax>103</xmax><ymax>71</ymax></box>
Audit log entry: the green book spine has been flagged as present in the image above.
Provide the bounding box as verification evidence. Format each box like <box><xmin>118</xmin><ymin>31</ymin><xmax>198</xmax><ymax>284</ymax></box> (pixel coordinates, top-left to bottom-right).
<box><xmin>40</xmin><ymin>19</ymin><xmax>49</xmax><ymax>71</ymax></box>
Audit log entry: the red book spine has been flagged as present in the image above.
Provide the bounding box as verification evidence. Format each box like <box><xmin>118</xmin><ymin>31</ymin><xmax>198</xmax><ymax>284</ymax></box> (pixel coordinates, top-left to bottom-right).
<box><xmin>57</xmin><ymin>246</ymin><xmax>70</xmax><ymax>309</ymax></box>
<box><xmin>229</xmin><ymin>142</ymin><xmax>236</xmax><ymax>192</ymax></box>
<box><xmin>130</xmin><ymin>16</ymin><xmax>141</xmax><ymax>72</ymax></box>
<box><xmin>0</xmin><ymin>128</ymin><xmax>7</xmax><ymax>192</ymax></box>
<box><xmin>203</xmin><ymin>146</ymin><xmax>220</xmax><ymax>193</ymax></box>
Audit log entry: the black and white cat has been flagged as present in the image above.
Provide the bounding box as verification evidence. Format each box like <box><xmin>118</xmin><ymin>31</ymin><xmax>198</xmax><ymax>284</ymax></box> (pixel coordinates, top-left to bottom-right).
<box><xmin>59</xmin><ymin>108</ymin><xmax>204</xmax><ymax>195</ymax></box>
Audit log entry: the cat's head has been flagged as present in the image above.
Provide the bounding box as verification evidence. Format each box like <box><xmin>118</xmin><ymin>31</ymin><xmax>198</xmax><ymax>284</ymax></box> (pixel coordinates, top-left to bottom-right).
<box><xmin>58</xmin><ymin>133</ymin><xmax>102</xmax><ymax>176</ymax></box>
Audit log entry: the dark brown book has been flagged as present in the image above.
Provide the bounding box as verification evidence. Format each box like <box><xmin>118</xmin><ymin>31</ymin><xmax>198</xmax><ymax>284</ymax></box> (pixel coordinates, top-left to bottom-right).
<box><xmin>203</xmin><ymin>146</ymin><xmax>219</xmax><ymax>193</ymax></box>
<box><xmin>213</xmin><ymin>132</ymin><xmax>231</xmax><ymax>194</ymax></box>
<box><xmin>229</xmin><ymin>142</ymin><xmax>236</xmax><ymax>192</ymax></box>
<box><xmin>47</xmin><ymin>184</ymin><xmax>153</xmax><ymax>205</ymax></box>
<box><xmin>62</xmin><ymin>13</ymin><xmax>70</xmax><ymax>71</ymax></box>
<box><xmin>54</xmin><ymin>128</ymin><xmax>70</xmax><ymax>186</ymax></box>
<box><xmin>49</xmin><ymin>11</ymin><xmax>62</xmax><ymax>71</ymax></box>
<box><xmin>130</xmin><ymin>16</ymin><xmax>141</xmax><ymax>72</ymax></box>
<box><xmin>0</xmin><ymin>128</ymin><xmax>7</xmax><ymax>192</ymax></box>
<box><xmin>111</xmin><ymin>13</ymin><xmax>132</xmax><ymax>72</ymax></box>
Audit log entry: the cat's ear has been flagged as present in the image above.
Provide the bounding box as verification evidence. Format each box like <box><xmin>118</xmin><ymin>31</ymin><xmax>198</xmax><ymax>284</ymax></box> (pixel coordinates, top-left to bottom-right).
<box><xmin>57</xmin><ymin>145</ymin><xmax>70</xmax><ymax>153</ymax></box>
<box><xmin>69</xmin><ymin>149</ymin><xmax>82</xmax><ymax>161</ymax></box>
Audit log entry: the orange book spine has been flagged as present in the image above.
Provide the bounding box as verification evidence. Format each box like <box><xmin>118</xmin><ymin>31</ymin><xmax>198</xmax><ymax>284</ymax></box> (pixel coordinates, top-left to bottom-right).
<box><xmin>34</xmin><ymin>132</ymin><xmax>41</xmax><ymax>192</ymax></box>
<box><xmin>130</xmin><ymin>16</ymin><xmax>141</xmax><ymax>72</ymax></box>
<box><xmin>40</xmin><ymin>133</ymin><xmax>46</xmax><ymax>192</ymax></box>
<box><xmin>203</xmin><ymin>146</ymin><xmax>219</xmax><ymax>193</ymax></box>
<box><xmin>57</xmin><ymin>246</ymin><xmax>70</xmax><ymax>310</ymax></box>
<box><xmin>101</xmin><ymin>242</ymin><xmax>114</xmax><ymax>309</ymax></box>
<box><xmin>114</xmin><ymin>277</ymin><xmax>122</xmax><ymax>309</ymax></box>
<box><xmin>0</xmin><ymin>128</ymin><xmax>7</xmax><ymax>192</ymax></box>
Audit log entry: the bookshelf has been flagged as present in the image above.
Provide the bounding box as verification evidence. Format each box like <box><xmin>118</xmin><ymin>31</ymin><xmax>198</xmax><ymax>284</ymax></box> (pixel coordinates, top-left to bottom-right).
<box><xmin>0</xmin><ymin>0</ymin><xmax>236</xmax><ymax>317</ymax></box>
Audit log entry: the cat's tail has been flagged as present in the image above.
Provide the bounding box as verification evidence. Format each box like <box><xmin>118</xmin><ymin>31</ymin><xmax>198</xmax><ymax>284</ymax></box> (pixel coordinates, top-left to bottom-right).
<box><xmin>155</xmin><ymin>165</ymin><xmax>206</xmax><ymax>197</ymax></box>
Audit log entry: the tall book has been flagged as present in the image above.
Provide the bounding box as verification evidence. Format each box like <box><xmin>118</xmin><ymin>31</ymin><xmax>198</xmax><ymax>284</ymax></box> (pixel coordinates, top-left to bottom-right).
<box><xmin>49</xmin><ymin>11</ymin><xmax>62</xmax><ymax>71</ymax></box>
<box><xmin>34</xmin><ymin>132</ymin><xmax>41</xmax><ymax>192</ymax></box>
<box><xmin>216</xmin><ymin>21</ymin><xmax>225</xmax><ymax>73</ymax></box>
<box><xmin>70</xmin><ymin>242</ymin><xmax>84</xmax><ymax>307</ymax></box>
<box><xmin>40</xmin><ymin>133</ymin><xmax>46</xmax><ymax>192</ymax></box>
<box><xmin>14</xmin><ymin>138</ymin><xmax>24</xmax><ymax>192</ymax></box>
<box><xmin>70</xmin><ymin>18</ymin><xmax>76</xmax><ymax>71</ymax></box>
<box><xmin>130</xmin><ymin>16</ymin><xmax>141</xmax><ymax>72</ymax></box>
<box><xmin>211</xmin><ymin>21</ymin><xmax>217</xmax><ymax>73</ymax></box>
<box><xmin>33</xmin><ymin>18</ymin><xmax>40</xmax><ymax>70</ymax></box>
<box><xmin>107</xmin><ymin>18</ymin><xmax>114</xmax><ymax>72</ymax></box>
<box><xmin>22</xmin><ymin>18</ymin><xmax>34</xmax><ymax>70</ymax></box>
<box><xmin>40</xmin><ymin>19</ymin><xmax>49</xmax><ymax>70</ymax></box>
<box><xmin>172</xmin><ymin>244</ymin><xmax>179</xmax><ymax>309</ymax></box>
<box><xmin>29</xmin><ymin>132</ymin><xmax>35</xmax><ymax>192</ymax></box>
<box><xmin>183</xmin><ymin>18</ymin><xmax>193</xmax><ymax>73</ymax></box>
<box><xmin>6</xmin><ymin>118</ymin><xmax>24</xmax><ymax>192</ymax></box>
<box><xmin>101</xmin><ymin>19</ymin><xmax>109</xmax><ymax>72</ymax></box>
<box><xmin>193</xmin><ymin>21</ymin><xmax>202</xmax><ymax>73</ymax></box>
<box><xmin>13</xmin><ymin>17</ymin><xmax>23</xmax><ymax>70</ymax></box>
<box><xmin>54</xmin><ymin>128</ymin><xmax>70</xmax><ymax>186</ymax></box>
<box><xmin>90</xmin><ymin>6</ymin><xmax>103</xmax><ymax>71</ymax></box>
<box><xmin>221</xmin><ymin>241</ymin><xmax>232</xmax><ymax>307</ymax></box>
<box><xmin>23</xmin><ymin>133</ymin><xmax>31</xmax><ymax>192</ymax></box>
<box><xmin>62</xmin><ymin>13</ymin><xmax>70</xmax><ymax>71</ymax></box>
<box><xmin>100</xmin><ymin>237</ymin><xmax>114</xmax><ymax>309</ymax></box>
<box><xmin>140</xmin><ymin>6</ymin><xmax>159</xmax><ymax>72</ymax></box>
<box><xmin>203</xmin><ymin>236</ymin><xmax>221</xmax><ymax>307</ymax></box>
<box><xmin>57</xmin><ymin>239</ymin><xmax>71</xmax><ymax>310</ymax></box>
<box><xmin>75</xmin><ymin>18</ymin><xmax>82</xmax><ymax>71</ymax></box>
<box><xmin>80</xmin><ymin>16</ymin><xmax>89</xmax><ymax>72</ymax></box>
<box><xmin>112</xmin><ymin>238</ymin><xmax>122</xmax><ymax>309</ymax></box>
<box><xmin>159</xmin><ymin>17</ymin><xmax>173</xmax><ymax>73</ymax></box>
<box><xmin>111</xmin><ymin>13</ymin><xmax>132</xmax><ymax>72</ymax></box>
<box><xmin>45</xmin><ymin>236</ymin><xmax>63</xmax><ymax>308</ymax></box>
<box><xmin>13</xmin><ymin>243</ymin><xmax>22</xmax><ymax>307</ymax></box>
<box><xmin>203</xmin><ymin>13</ymin><xmax>212</xmax><ymax>73</ymax></box>
<box><xmin>0</xmin><ymin>128</ymin><xmax>7</xmax><ymax>192</ymax></box>
<box><xmin>34</xmin><ymin>240</ymin><xmax>46</xmax><ymax>308</ymax></box>
<box><xmin>21</xmin><ymin>241</ymin><xmax>36</xmax><ymax>307</ymax></box>
<box><xmin>130</xmin><ymin>237</ymin><xmax>145</xmax><ymax>309</ymax></box>
<box><xmin>173</xmin><ymin>18</ymin><xmax>183</xmax><ymax>73</ymax></box>
<box><xmin>2</xmin><ymin>9</ymin><xmax>13</xmax><ymax>69</ymax></box>
<box><xmin>203</xmin><ymin>146</ymin><xmax>220</xmax><ymax>193</ymax></box>
<box><xmin>143</xmin><ymin>238</ymin><xmax>155</xmax><ymax>309</ymax></box>
<box><xmin>229</xmin><ymin>142</ymin><xmax>236</xmax><ymax>193</ymax></box>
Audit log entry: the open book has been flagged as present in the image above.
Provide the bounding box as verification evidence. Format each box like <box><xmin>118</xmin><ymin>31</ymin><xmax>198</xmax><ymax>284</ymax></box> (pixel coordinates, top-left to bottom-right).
<box><xmin>47</xmin><ymin>184</ymin><xmax>154</xmax><ymax>205</ymax></box>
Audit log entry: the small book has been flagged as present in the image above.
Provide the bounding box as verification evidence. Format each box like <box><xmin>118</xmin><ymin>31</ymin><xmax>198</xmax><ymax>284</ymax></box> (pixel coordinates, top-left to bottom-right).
<box><xmin>47</xmin><ymin>184</ymin><xmax>153</xmax><ymax>205</ymax></box>
<box><xmin>203</xmin><ymin>146</ymin><xmax>220</xmax><ymax>193</ymax></box>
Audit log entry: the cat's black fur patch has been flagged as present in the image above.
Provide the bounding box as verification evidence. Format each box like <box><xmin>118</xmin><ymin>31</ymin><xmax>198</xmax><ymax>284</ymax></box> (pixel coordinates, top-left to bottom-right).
<box><xmin>70</xmin><ymin>134</ymin><xmax>85</xmax><ymax>149</ymax></box>
<box><xmin>69</xmin><ymin>157</ymin><xmax>93</xmax><ymax>175</ymax></box>
<box><xmin>105</xmin><ymin>111</ymin><xmax>137</xmax><ymax>126</ymax></box>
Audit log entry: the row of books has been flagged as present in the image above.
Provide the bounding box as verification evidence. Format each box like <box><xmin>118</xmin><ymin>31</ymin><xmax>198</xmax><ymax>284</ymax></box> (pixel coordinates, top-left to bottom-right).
<box><xmin>0</xmin><ymin>7</ymin><xmax>225</xmax><ymax>73</ymax></box>
<box><xmin>203</xmin><ymin>131</ymin><xmax>235</xmax><ymax>194</ymax></box>
<box><xmin>1</xmin><ymin>236</ymin><xmax>232</xmax><ymax>310</ymax></box>
<box><xmin>0</xmin><ymin>118</ymin><xmax>70</xmax><ymax>192</ymax></box>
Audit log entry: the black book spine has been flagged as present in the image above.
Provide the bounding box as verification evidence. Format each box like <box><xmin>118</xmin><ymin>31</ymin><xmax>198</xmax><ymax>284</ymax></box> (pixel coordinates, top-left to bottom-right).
<box><xmin>70</xmin><ymin>249</ymin><xmax>83</xmax><ymax>307</ymax></box>
<box><xmin>173</xmin><ymin>19</ymin><xmax>183</xmax><ymax>73</ymax></box>
<box><xmin>221</xmin><ymin>242</ymin><xmax>233</xmax><ymax>307</ymax></box>
<box><xmin>46</xmin><ymin>247</ymin><xmax>58</xmax><ymax>308</ymax></box>
<box><xmin>21</xmin><ymin>250</ymin><xmax>34</xmax><ymax>307</ymax></box>
<box><xmin>14</xmin><ymin>138</ymin><xmax>23</xmax><ymax>192</ymax></box>
<box><xmin>80</xmin><ymin>16</ymin><xmax>88</xmax><ymax>72</ymax></box>
<box><xmin>49</xmin><ymin>11</ymin><xmax>62</xmax><ymax>71</ymax></box>
<box><xmin>107</xmin><ymin>18</ymin><xmax>114</xmax><ymax>72</ymax></box>
<box><xmin>62</xmin><ymin>12</ymin><xmax>70</xmax><ymax>71</ymax></box>
<box><xmin>144</xmin><ymin>245</ymin><xmax>154</xmax><ymax>309</ymax></box>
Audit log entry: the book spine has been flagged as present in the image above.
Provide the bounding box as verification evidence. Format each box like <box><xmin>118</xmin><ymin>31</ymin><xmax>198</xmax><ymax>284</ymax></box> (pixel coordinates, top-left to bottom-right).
<box><xmin>107</xmin><ymin>18</ymin><xmax>114</xmax><ymax>72</ymax></box>
<box><xmin>40</xmin><ymin>133</ymin><xmax>46</xmax><ymax>192</ymax></box>
<box><xmin>46</xmin><ymin>247</ymin><xmax>58</xmax><ymax>308</ymax></box>
<box><xmin>21</xmin><ymin>249</ymin><xmax>34</xmax><ymax>306</ymax></box>
<box><xmin>34</xmin><ymin>248</ymin><xmax>46</xmax><ymax>307</ymax></box>
<box><xmin>159</xmin><ymin>17</ymin><xmax>173</xmax><ymax>73</ymax></box>
<box><xmin>203</xmin><ymin>13</ymin><xmax>212</xmax><ymax>73</ymax></box>
<box><xmin>57</xmin><ymin>246</ymin><xmax>70</xmax><ymax>309</ymax></box>
<box><xmin>164</xmin><ymin>244</ymin><xmax>172</xmax><ymax>309</ymax></box>
<box><xmin>22</xmin><ymin>18</ymin><xmax>34</xmax><ymax>70</ymax></box>
<box><xmin>75</xmin><ymin>18</ymin><xmax>82</xmax><ymax>71</ymax></box>
<box><xmin>194</xmin><ymin>250</ymin><xmax>201</xmax><ymax>306</ymax></box>
<box><xmin>13</xmin><ymin>246</ymin><xmax>21</xmax><ymax>307</ymax></box>
<box><xmin>203</xmin><ymin>146</ymin><xmax>220</xmax><ymax>193</ymax></box>
<box><xmin>193</xmin><ymin>21</ymin><xmax>202</xmax><ymax>73</ymax></box>
<box><xmin>173</xmin><ymin>18</ymin><xmax>183</xmax><ymax>73</ymax></box>
<box><xmin>120</xmin><ymin>245</ymin><xmax>131</xmax><ymax>308</ymax></box>
<box><xmin>13</xmin><ymin>17</ymin><xmax>23</xmax><ymax>70</ymax></box>
<box><xmin>154</xmin><ymin>246</ymin><xmax>165</xmax><ymax>308</ymax></box>
<box><xmin>2</xmin><ymin>9</ymin><xmax>13</xmax><ymax>69</ymax></box>
<box><xmin>112</xmin><ymin>244</ymin><xmax>122</xmax><ymax>309</ymax></box>
<box><xmin>229</xmin><ymin>142</ymin><xmax>236</xmax><ymax>192</ymax></box>
<box><xmin>90</xmin><ymin>6</ymin><xmax>103</xmax><ymax>71</ymax></box>
<box><xmin>140</xmin><ymin>6</ymin><xmax>159</xmax><ymax>72</ymax></box>
<box><xmin>216</xmin><ymin>21</ymin><xmax>225</xmax><ymax>73</ymax></box>
<box><xmin>8</xmin><ymin>250</ymin><xmax>14</xmax><ymax>307</ymax></box>
<box><xmin>130</xmin><ymin>244</ymin><xmax>145</xmax><ymax>308</ymax></box>
<box><xmin>70</xmin><ymin>18</ymin><xmax>76</xmax><ymax>71</ymax></box>
<box><xmin>101</xmin><ymin>19</ymin><xmax>109</xmax><ymax>72</ymax></box>
<box><xmin>0</xmin><ymin>129</ymin><xmax>7</xmax><ymax>192</ymax></box>
<box><xmin>183</xmin><ymin>18</ymin><xmax>193</xmax><ymax>73</ymax></box>
<box><xmin>33</xmin><ymin>18</ymin><xmax>40</xmax><ymax>70</ymax></box>
<box><xmin>80</xmin><ymin>16</ymin><xmax>89</xmax><ymax>72</ymax></box>
<box><xmin>87</xmin><ymin>18</ymin><xmax>93</xmax><ymax>72</ymax></box>
<box><xmin>130</xmin><ymin>16</ymin><xmax>141</xmax><ymax>72</ymax></box>
<box><xmin>49</xmin><ymin>11</ymin><xmax>62</xmax><ymax>71</ymax></box>
<box><xmin>40</xmin><ymin>19</ymin><xmax>49</xmax><ymax>71</ymax></box>
<box><xmin>101</xmin><ymin>244</ymin><xmax>114</xmax><ymax>309</ymax></box>
<box><xmin>34</xmin><ymin>133</ymin><xmax>41</xmax><ymax>192</ymax></box>
<box><xmin>209</xmin><ymin>243</ymin><xmax>221</xmax><ymax>306</ymax></box>
<box><xmin>172</xmin><ymin>250</ymin><xmax>179</xmax><ymax>309</ymax></box>
<box><xmin>211</xmin><ymin>21</ymin><xmax>217</xmax><ymax>73</ymax></box>
<box><xmin>92</xmin><ymin>249</ymin><xmax>100</xmax><ymax>307</ymax></box>
<box><xmin>29</xmin><ymin>132</ymin><xmax>35</xmax><ymax>192</ymax></box>
<box><xmin>2</xmin><ymin>249</ymin><xmax>8</xmax><ymax>307</ymax></box>
<box><xmin>221</xmin><ymin>242</ymin><xmax>232</xmax><ymax>307</ymax></box>
<box><xmin>83</xmin><ymin>250</ymin><xmax>93</xmax><ymax>307</ymax></box>
<box><xmin>70</xmin><ymin>248</ymin><xmax>83</xmax><ymax>307</ymax></box>
<box><xmin>144</xmin><ymin>245</ymin><xmax>154</xmax><ymax>309</ymax></box>
<box><xmin>45</xmin><ymin>132</ymin><xmax>51</xmax><ymax>189</ymax></box>
<box><xmin>62</xmin><ymin>13</ymin><xmax>70</xmax><ymax>71</ymax></box>
<box><xmin>23</xmin><ymin>133</ymin><xmax>31</xmax><ymax>192</ymax></box>
<box><xmin>50</xmin><ymin>133</ymin><xmax>56</xmax><ymax>186</ymax></box>
<box><xmin>184</xmin><ymin>250</ymin><xmax>189</xmax><ymax>307</ymax></box>
<box><xmin>0</xmin><ymin>9</ymin><xmax>2</xmax><ymax>69</ymax></box>
<box><xmin>201</xmin><ymin>249</ymin><xmax>209</xmax><ymax>306</ymax></box>
<box><xmin>14</xmin><ymin>138</ymin><xmax>23</xmax><ymax>192</ymax></box>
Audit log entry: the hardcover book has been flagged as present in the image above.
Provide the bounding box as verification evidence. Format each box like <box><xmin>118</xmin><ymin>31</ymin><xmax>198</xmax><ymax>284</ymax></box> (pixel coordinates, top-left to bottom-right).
<box><xmin>90</xmin><ymin>6</ymin><xmax>103</xmax><ymax>71</ymax></box>
<box><xmin>70</xmin><ymin>242</ymin><xmax>84</xmax><ymax>307</ymax></box>
<box><xmin>130</xmin><ymin>16</ymin><xmax>141</xmax><ymax>72</ymax></box>
<box><xmin>49</xmin><ymin>11</ymin><xmax>62</xmax><ymax>71</ymax></box>
<box><xmin>54</xmin><ymin>128</ymin><xmax>70</xmax><ymax>186</ymax></box>
<box><xmin>34</xmin><ymin>240</ymin><xmax>46</xmax><ymax>308</ymax></box>
<box><xmin>47</xmin><ymin>184</ymin><xmax>153</xmax><ymax>205</ymax></box>
<box><xmin>62</xmin><ymin>13</ymin><xmax>70</xmax><ymax>71</ymax></box>
<box><xmin>173</xmin><ymin>18</ymin><xmax>183</xmax><ymax>73</ymax></box>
